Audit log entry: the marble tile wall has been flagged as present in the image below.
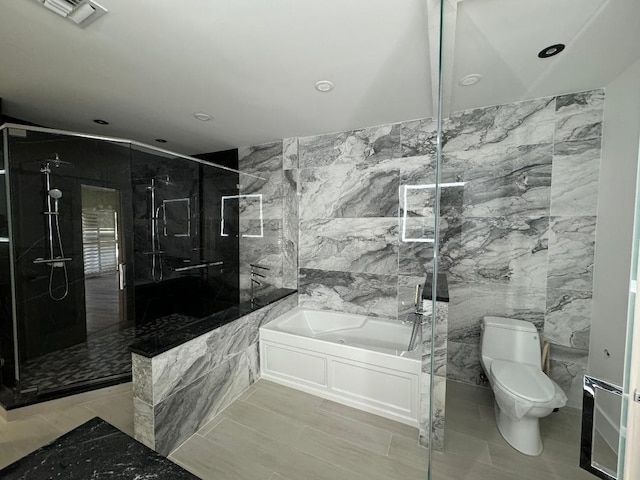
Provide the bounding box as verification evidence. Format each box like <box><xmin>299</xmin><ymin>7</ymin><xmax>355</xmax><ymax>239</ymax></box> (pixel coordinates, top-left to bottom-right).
<box><xmin>439</xmin><ymin>90</ymin><xmax>603</xmax><ymax>407</ymax></box>
<box><xmin>238</xmin><ymin>140</ymin><xmax>299</xmax><ymax>298</ymax></box>
<box><xmin>132</xmin><ymin>294</ymin><xmax>298</xmax><ymax>456</ymax></box>
<box><xmin>294</xmin><ymin>89</ymin><xmax>602</xmax><ymax>407</ymax></box>
<box><xmin>297</xmin><ymin>124</ymin><xmax>435</xmax><ymax>320</ymax></box>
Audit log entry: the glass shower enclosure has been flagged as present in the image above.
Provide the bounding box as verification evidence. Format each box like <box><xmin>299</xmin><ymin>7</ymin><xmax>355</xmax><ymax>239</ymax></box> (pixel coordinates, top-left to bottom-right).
<box><xmin>0</xmin><ymin>124</ymin><xmax>244</xmax><ymax>406</ymax></box>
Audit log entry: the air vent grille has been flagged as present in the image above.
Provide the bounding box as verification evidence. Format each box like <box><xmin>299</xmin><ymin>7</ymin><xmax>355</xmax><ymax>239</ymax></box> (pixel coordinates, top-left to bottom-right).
<box><xmin>39</xmin><ymin>0</ymin><xmax>108</xmax><ymax>27</ymax></box>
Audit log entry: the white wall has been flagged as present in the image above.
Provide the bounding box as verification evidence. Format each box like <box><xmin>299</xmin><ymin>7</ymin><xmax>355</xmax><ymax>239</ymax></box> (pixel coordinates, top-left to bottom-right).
<box><xmin>590</xmin><ymin>58</ymin><xmax>640</xmax><ymax>451</ymax></box>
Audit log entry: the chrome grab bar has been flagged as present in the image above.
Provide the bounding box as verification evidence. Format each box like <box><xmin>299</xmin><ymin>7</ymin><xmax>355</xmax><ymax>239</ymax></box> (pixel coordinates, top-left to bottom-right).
<box><xmin>33</xmin><ymin>257</ymin><xmax>72</xmax><ymax>264</ymax></box>
<box><xmin>581</xmin><ymin>375</ymin><xmax>622</xmax><ymax>480</ymax></box>
<box><xmin>171</xmin><ymin>261</ymin><xmax>223</xmax><ymax>272</ymax></box>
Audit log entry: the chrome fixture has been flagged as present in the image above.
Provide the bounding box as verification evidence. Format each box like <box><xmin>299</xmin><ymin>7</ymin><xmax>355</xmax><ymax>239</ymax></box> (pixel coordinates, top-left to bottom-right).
<box><xmin>33</xmin><ymin>154</ymin><xmax>72</xmax><ymax>301</ymax></box>
<box><xmin>145</xmin><ymin>175</ymin><xmax>174</xmax><ymax>283</ymax></box>
<box><xmin>250</xmin><ymin>263</ymin><xmax>270</xmax><ymax>306</ymax></box>
<box><xmin>407</xmin><ymin>283</ymin><xmax>423</xmax><ymax>351</ymax></box>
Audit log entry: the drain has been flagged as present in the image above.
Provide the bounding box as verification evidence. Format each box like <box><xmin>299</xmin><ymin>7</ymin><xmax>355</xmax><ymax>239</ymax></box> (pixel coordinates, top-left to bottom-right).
<box><xmin>337</xmin><ymin>339</ymin><xmax>346</xmax><ymax>345</ymax></box>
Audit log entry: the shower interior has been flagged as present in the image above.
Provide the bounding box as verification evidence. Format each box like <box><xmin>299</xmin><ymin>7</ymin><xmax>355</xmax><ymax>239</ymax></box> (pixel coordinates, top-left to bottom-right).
<box><xmin>0</xmin><ymin>125</ymin><xmax>244</xmax><ymax>408</ymax></box>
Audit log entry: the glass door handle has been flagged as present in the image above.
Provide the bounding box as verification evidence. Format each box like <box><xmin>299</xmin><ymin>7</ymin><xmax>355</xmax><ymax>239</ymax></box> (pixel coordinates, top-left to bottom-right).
<box><xmin>581</xmin><ymin>375</ymin><xmax>622</xmax><ymax>480</ymax></box>
<box><xmin>118</xmin><ymin>263</ymin><xmax>126</xmax><ymax>290</ymax></box>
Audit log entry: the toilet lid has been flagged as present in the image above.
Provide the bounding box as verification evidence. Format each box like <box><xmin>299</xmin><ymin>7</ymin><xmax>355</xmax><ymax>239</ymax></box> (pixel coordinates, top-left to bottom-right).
<box><xmin>491</xmin><ymin>360</ymin><xmax>555</xmax><ymax>402</ymax></box>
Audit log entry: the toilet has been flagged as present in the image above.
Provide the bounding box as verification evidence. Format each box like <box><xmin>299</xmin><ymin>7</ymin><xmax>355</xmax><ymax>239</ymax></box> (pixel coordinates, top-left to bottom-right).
<box><xmin>480</xmin><ymin>316</ymin><xmax>567</xmax><ymax>456</ymax></box>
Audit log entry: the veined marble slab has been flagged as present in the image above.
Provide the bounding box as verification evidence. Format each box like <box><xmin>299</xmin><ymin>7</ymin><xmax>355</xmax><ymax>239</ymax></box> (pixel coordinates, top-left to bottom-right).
<box><xmin>299</xmin><ymin>218</ymin><xmax>398</xmax><ymax>275</ymax></box>
<box><xmin>548</xmin><ymin>344</ymin><xmax>589</xmax><ymax>408</ymax></box>
<box><xmin>401</xmin><ymin>117</ymin><xmax>437</xmax><ymax>157</ymax></box>
<box><xmin>447</xmin><ymin>215</ymin><xmax>549</xmax><ymax>288</ymax></box>
<box><xmin>283</xmin><ymin>169</ymin><xmax>299</xmax><ymax>289</ymax></box>
<box><xmin>555</xmin><ymin>89</ymin><xmax>604</xmax><ymax>143</ymax></box>
<box><xmin>299</xmin><ymin>160</ymin><xmax>400</xmax><ymax>219</ymax></box>
<box><xmin>547</xmin><ymin>216</ymin><xmax>596</xmax><ymax>291</ymax></box>
<box><xmin>545</xmin><ymin>289</ymin><xmax>593</xmax><ymax>349</ymax></box>
<box><xmin>298</xmin><ymin>268</ymin><xmax>397</xmax><ymax>319</ymax></box>
<box><xmin>283</xmin><ymin>137</ymin><xmax>299</xmax><ymax>170</ymax></box>
<box><xmin>442</xmin><ymin>97</ymin><xmax>555</xmax><ymax>153</ymax></box>
<box><xmin>239</xmin><ymin>171</ymin><xmax>284</xmax><ymax>220</ymax></box>
<box><xmin>550</xmin><ymin>138</ymin><xmax>601</xmax><ymax>216</ymax></box>
<box><xmin>447</xmin><ymin>281</ymin><xmax>545</xmax><ymax>343</ymax></box>
<box><xmin>420</xmin><ymin>373</ymin><xmax>446</xmax><ymax>451</ymax></box>
<box><xmin>239</xmin><ymin>141</ymin><xmax>283</xmax><ymax>175</ymax></box>
<box><xmin>299</xmin><ymin>124</ymin><xmax>401</xmax><ymax>168</ymax></box>
<box><xmin>447</xmin><ymin>341</ymin><xmax>487</xmax><ymax>386</ymax></box>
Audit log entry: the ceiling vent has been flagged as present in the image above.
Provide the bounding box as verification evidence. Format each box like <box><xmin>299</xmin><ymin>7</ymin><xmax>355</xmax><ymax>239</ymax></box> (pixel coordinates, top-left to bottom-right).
<box><xmin>39</xmin><ymin>0</ymin><xmax>108</xmax><ymax>27</ymax></box>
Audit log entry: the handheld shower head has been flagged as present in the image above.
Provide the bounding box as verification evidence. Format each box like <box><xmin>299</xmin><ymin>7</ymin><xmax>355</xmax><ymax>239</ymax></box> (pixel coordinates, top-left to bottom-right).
<box><xmin>48</xmin><ymin>188</ymin><xmax>63</xmax><ymax>200</ymax></box>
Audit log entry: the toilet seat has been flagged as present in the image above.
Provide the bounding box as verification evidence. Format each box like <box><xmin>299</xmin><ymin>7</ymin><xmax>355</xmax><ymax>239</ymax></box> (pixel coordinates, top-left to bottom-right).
<box><xmin>490</xmin><ymin>360</ymin><xmax>555</xmax><ymax>403</ymax></box>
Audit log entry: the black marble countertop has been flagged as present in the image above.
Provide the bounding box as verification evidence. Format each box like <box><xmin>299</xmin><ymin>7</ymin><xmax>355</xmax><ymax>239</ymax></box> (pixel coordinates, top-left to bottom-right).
<box><xmin>130</xmin><ymin>288</ymin><xmax>297</xmax><ymax>358</ymax></box>
<box><xmin>422</xmin><ymin>273</ymin><xmax>449</xmax><ymax>303</ymax></box>
<box><xmin>0</xmin><ymin>417</ymin><xmax>197</xmax><ymax>479</ymax></box>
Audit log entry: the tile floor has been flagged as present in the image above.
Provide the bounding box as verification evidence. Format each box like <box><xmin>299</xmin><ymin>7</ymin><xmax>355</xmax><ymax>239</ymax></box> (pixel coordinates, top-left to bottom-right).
<box><xmin>0</xmin><ymin>379</ymin><xmax>604</xmax><ymax>479</ymax></box>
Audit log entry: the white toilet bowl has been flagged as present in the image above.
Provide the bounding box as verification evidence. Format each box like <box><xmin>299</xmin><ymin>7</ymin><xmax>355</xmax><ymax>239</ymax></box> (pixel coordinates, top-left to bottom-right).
<box><xmin>489</xmin><ymin>359</ymin><xmax>567</xmax><ymax>455</ymax></box>
<box><xmin>480</xmin><ymin>316</ymin><xmax>568</xmax><ymax>456</ymax></box>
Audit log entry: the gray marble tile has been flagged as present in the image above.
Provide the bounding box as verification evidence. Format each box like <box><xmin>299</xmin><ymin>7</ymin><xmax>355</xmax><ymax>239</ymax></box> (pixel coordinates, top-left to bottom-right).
<box><xmin>545</xmin><ymin>289</ymin><xmax>593</xmax><ymax>349</ymax></box>
<box><xmin>247</xmin><ymin>343</ymin><xmax>260</xmax><ymax>385</ymax></box>
<box><xmin>447</xmin><ymin>281</ymin><xmax>546</xmax><ymax>343</ymax></box>
<box><xmin>298</xmin><ymin>268</ymin><xmax>398</xmax><ymax>319</ymax></box>
<box><xmin>155</xmin><ymin>352</ymin><xmax>250</xmax><ymax>455</ymax></box>
<box><xmin>151</xmin><ymin>316</ymin><xmax>255</xmax><ymax>405</ymax></box>
<box><xmin>401</xmin><ymin>117</ymin><xmax>437</xmax><ymax>157</ymax></box>
<box><xmin>547</xmin><ymin>216</ymin><xmax>596</xmax><ymax>291</ymax></box>
<box><xmin>298</xmin><ymin>160</ymin><xmax>400</xmax><ymax>219</ymax></box>
<box><xmin>239</xmin><ymin>171</ymin><xmax>284</xmax><ymax>220</ymax></box>
<box><xmin>244</xmin><ymin>293</ymin><xmax>298</xmax><ymax>330</ymax></box>
<box><xmin>447</xmin><ymin>341</ymin><xmax>488</xmax><ymax>387</ymax></box>
<box><xmin>132</xmin><ymin>354</ymin><xmax>153</xmax><ymax>405</ymax></box>
<box><xmin>283</xmin><ymin>137</ymin><xmax>299</xmax><ymax>170</ymax></box>
<box><xmin>299</xmin><ymin>124</ymin><xmax>401</xmax><ymax>169</ymax></box>
<box><xmin>419</xmin><ymin>374</ymin><xmax>446</xmax><ymax>451</ymax></box>
<box><xmin>133</xmin><ymin>397</ymin><xmax>155</xmax><ymax>450</ymax></box>
<box><xmin>550</xmin><ymin>138</ymin><xmax>601</xmax><ymax>216</ymax></box>
<box><xmin>555</xmin><ymin>89</ymin><xmax>604</xmax><ymax>142</ymax></box>
<box><xmin>555</xmin><ymin>89</ymin><xmax>604</xmax><ymax>117</ymax></box>
<box><xmin>282</xmin><ymin>169</ymin><xmax>299</xmax><ymax>289</ymax></box>
<box><xmin>443</xmin><ymin>97</ymin><xmax>555</xmax><ymax>153</ymax></box>
<box><xmin>548</xmin><ymin>344</ymin><xmax>588</xmax><ymax>408</ymax></box>
<box><xmin>398</xmin><ymin>240</ymin><xmax>435</xmax><ymax>276</ymax></box>
<box><xmin>239</xmin><ymin>219</ymin><xmax>283</xmax><ymax>297</ymax></box>
<box><xmin>461</xmin><ymin>144</ymin><xmax>552</xmax><ymax>217</ymax></box>
<box><xmin>446</xmin><ymin>215</ymin><xmax>549</xmax><ymax>288</ymax></box>
<box><xmin>422</xmin><ymin>301</ymin><xmax>449</xmax><ymax>377</ymax></box>
<box><xmin>399</xmin><ymin>154</ymin><xmax>437</xmax><ymax>185</ymax></box>
<box><xmin>239</xmin><ymin>141</ymin><xmax>283</xmax><ymax>175</ymax></box>
<box><xmin>299</xmin><ymin>218</ymin><xmax>398</xmax><ymax>275</ymax></box>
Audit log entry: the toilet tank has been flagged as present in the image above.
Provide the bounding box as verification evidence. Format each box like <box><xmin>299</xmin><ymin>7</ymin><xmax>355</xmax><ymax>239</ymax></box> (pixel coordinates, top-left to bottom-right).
<box><xmin>480</xmin><ymin>316</ymin><xmax>541</xmax><ymax>367</ymax></box>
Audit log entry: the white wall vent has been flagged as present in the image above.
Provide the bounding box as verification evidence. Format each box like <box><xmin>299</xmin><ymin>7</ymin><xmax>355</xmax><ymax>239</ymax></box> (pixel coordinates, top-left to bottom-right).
<box><xmin>39</xmin><ymin>0</ymin><xmax>108</xmax><ymax>27</ymax></box>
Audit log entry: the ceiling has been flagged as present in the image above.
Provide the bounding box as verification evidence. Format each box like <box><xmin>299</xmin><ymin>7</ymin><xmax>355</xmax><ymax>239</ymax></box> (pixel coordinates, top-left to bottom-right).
<box><xmin>0</xmin><ymin>0</ymin><xmax>638</xmax><ymax>155</ymax></box>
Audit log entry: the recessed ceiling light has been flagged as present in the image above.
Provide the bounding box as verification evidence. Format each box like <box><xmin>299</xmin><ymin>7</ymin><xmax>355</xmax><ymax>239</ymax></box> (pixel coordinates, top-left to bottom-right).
<box><xmin>155</xmin><ymin>139</ymin><xmax>168</xmax><ymax>143</ymax></box>
<box><xmin>193</xmin><ymin>112</ymin><xmax>212</xmax><ymax>121</ymax></box>
<box><xmin>314</xmin><ymin>80</ymin><xmax>334</xmax><ymax>93</ymax></box>
<box><xmin>458</xmin><ymin>74</ymin><xmax>482</xmax><ymax>87</ymax></box>
<box><xmin>538</xmin><ymin>44</ymin><xmax>565</xmax><ymax>59</ymax></box>
<box><xmin>93</xmin><ymin>119</ymin><xmax>109</xmax><ymax>125</ymax></box>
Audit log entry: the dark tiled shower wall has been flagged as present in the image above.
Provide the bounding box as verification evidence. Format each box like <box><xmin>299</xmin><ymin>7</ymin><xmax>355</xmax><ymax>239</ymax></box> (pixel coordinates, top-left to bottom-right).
<box><xmin>286</xmin><ymin>90</ymin><xmax>603</xmax><ymax>408</ymax></box>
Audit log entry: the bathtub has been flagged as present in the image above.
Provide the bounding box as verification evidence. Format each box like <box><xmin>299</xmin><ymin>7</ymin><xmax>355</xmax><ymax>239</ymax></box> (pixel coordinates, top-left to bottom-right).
<box><xmin>259</xmin><ymin>307</ymin><xmax>421</xmax><ymax>426</ymax></box>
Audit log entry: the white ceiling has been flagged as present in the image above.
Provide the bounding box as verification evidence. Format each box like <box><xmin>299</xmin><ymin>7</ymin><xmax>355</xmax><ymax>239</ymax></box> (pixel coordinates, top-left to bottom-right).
<box><xmin>0</xmin><ymin>0</ymin><xmax>638</xmax><ymax>155</ymax></box>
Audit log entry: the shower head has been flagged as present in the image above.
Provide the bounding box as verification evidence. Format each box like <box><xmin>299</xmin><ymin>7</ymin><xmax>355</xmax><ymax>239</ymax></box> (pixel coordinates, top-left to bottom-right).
<box><xmin>48</xmin><ymin>188</ymin><xmax>63</xmax><ymax>200</ymax></box>
<box><xmin>38</xmin><ymin>154</ymin><xmax>73</xmax><ymax>171</ymax></box>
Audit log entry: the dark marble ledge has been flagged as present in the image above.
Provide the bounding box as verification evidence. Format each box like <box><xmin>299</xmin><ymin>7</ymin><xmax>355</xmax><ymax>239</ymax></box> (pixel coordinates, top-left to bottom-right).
<box><xmin>130</xmin><ymin>288</ymin><xmax>297</xmax><ymax>358</ymax></box>
<box><xmin>0</xmin><ymin>417</ymin><xmax>197</xmax><ymax>479</ymax></box>
<box><xmin>422</xmin><ymin>273</ymin><xmax>449</xmax><ymax>303</ymax></box>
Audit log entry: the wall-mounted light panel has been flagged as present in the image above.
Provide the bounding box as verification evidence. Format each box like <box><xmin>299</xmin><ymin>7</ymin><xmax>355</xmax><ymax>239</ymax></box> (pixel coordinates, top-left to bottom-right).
<box><xmin>37</xmin><ymin>0</ymin><xmax>108</xmax><ymax>28</ymax></box>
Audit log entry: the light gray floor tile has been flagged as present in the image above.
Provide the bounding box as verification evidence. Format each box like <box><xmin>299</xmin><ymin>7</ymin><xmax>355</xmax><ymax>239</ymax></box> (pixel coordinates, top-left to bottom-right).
<box><xmin>207</xmin><ymin>418</ymin><xmax>374</xmax><ymax>480</ymax></box>
<box><xmin>444</xmin><ymin>429</ymin><xmax>492</xmax><ymax>465</ymax></box>
<box><xmin>170</xmin><ymin>432</ymin><xmax>273</xmax><ymax>480</ymax></box>
<box><xmin>40</xmin><ymin>404</ymin><xmax>98</xmax><ymax>433</ymax></box>
<box><xmin>245</xmin><ymin>385</ymin><xmax>393</xmax><ymax>455</ymax></box>
<box><xmin>0</xmin><ymin>415</ymin><xmax>62</xmax><ymax>459</ymax></box>
<box><xmin>319</xmin><ymin>399</ymin><xmax>419</xmax><ymax>439</ymax></box>
<box><xmin>387</xmin><ymin>434</ymin><xmax>428</xmax><ymax>470</ymax></box>
<box><xmin>296</xmin><ymin>426</ymin><xmax>425</xmax><ymax>480</ymax></box>
<box><xmin>84</xmin><ymin>391</ymin><xmax>135</xmax><ymax>437</ymax></box>
<box><xmin>207</xmin><ymin>400</ymin><xmax>305</xmax><ymax>445</ymax></box>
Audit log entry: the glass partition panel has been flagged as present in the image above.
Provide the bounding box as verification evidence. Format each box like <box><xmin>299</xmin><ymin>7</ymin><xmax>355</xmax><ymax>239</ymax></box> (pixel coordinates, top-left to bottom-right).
<box><xmin>429</xmin><ymin>0</ymin><xmax>640</xmax><ymax>478</ymax></box>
